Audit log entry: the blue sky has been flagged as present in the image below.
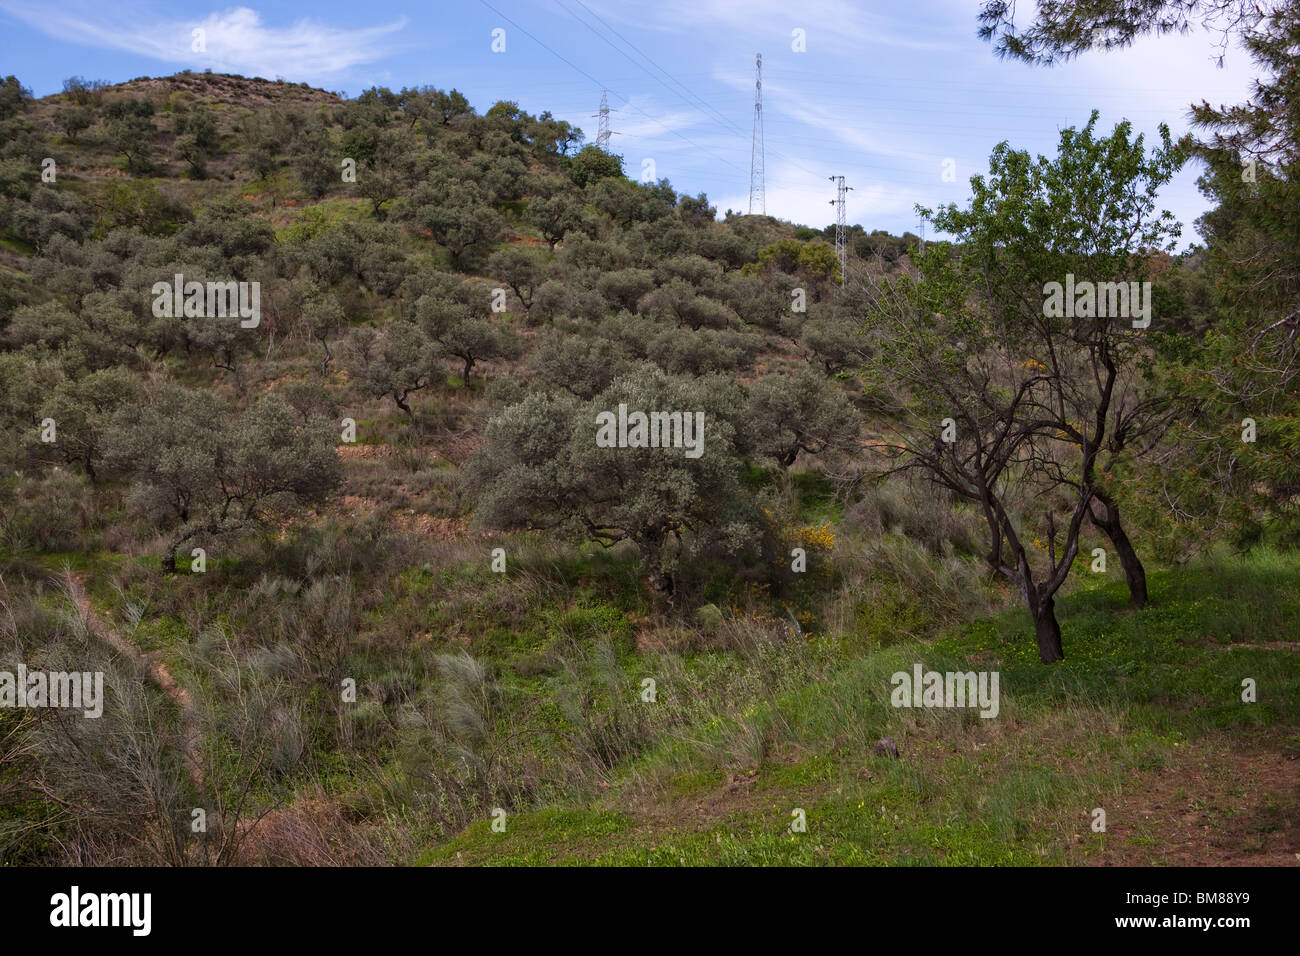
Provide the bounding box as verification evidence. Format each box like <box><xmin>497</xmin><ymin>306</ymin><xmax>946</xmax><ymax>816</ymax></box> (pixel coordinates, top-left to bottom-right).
<box><xmin>0</xmin><ymin>0</ymin><xmax>1262</xmax><ymax>244</ymax></box>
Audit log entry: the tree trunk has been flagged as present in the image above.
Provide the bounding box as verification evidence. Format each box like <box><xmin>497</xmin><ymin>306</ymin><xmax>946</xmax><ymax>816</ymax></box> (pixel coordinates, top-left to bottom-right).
<box><xmin>647</xmin><ymin>566</ymin><xmax>673</xmax><ymax>599</ymax></box>
<box><xmin>1031</xmin><ymin>594</ymin><xmax>1064</xmax><ymax>663</ymax></box>
<box><xmin>393</xmin><ymin>391</ymin><xmax>415</xmax><ymax>425</ymax></box>
<box><xmin>640</xmin><ymin>537</ymin><xmax>676</xmax><ymax>607</ymax></box>
<box><xmin>162</xmin><ymin>545</ymin><xmax>179</xmax><ymax>574</ymax></box>
<box><xmin>1090</xmin><ymin>491</ymin><xmax>1147</xmax><ymax>608</ymax></box>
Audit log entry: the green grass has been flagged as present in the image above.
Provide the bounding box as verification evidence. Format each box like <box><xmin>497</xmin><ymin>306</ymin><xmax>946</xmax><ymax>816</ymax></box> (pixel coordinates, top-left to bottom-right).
<box><xmin>14</xmin><ymin>513</ymin><xmax>1295</xmax><ymax>867</ymax></box>
<box><xmin>274</xmin><ymin>198</ymin><xmax>371</xmax><ymax>241</ymax></box>
<box><xmin>416</xmin><ymin>548</ymin><xmax>1300</xmax><ymax>866</ymax></box>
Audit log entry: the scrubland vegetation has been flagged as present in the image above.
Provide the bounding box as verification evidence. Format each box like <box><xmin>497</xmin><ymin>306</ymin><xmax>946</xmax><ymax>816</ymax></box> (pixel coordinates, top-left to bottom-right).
<box><xmin>0</xmin><ymin>3</ymin><xmax>1297</xmax><ymax>866</ymax></box>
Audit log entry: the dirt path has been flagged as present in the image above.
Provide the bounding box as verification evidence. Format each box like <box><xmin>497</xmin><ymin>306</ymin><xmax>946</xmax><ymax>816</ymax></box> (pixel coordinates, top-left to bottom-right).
<box><xmin>61</xmin><ymin>569</ymin><xmax>205</xmax><ymax>793</ymax></box>
<box><xmin>1085</xmin><ymin>730</ymin><xmax>1300</xmax><ymax>866</ymax></box>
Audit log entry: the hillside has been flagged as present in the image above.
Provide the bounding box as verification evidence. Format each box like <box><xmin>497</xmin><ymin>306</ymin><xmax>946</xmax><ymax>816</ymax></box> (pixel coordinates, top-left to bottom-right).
<box><xmin>0</xmin><ymin>68</ymin><xmax>1295</xmax><ymax>868</ymax></box>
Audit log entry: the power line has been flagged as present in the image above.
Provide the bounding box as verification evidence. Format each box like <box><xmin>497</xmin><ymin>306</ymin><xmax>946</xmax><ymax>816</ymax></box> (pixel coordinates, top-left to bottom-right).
<box><xmin>551</xmin><ymin>0</ymin><xmax>823</xmax><ymax>181</ymax></box>
<box><xmin>560</xmin><ymin>0</ymin><xmax>752</xmax><ymax>142</ymax></box>
<box><xmin>477</xmin><ymin>0</ymin><xmax>993</xmax><ymax>225</ymax></box>
<box><xmin>476</xmin><ymin>0</ymin><xmax>746</xmax><ymax>174</ymax></box>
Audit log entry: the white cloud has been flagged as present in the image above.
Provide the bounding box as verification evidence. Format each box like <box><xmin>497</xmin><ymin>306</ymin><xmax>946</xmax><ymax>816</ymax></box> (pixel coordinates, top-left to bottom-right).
<box><xmin>580</xmin><ymin>0</ymin><xmax>961</xmax><ymax>53</ymax></box>
<box><xmin>714</xmin><ymin>160</ymin><xmax>920</xmax><ymax>228</ymax></box>
<box><xmin>1063</xmin><ymin>25</ymin><xmax>1258</xmax><ymax>131</ymax></box>
<box><xmin>723</xmin><ymin>73</ymin><xmax>936</xmax><ymax>165</ymax></box>
<box><xmin>0</xmin><ymin>3</ymin><xmax>408</xmax><ymax>79</ymax></box>
<box><xmin>611</xmin><ymin>96</ymin><xmax>706</xmax><ymax>141</ymax></box>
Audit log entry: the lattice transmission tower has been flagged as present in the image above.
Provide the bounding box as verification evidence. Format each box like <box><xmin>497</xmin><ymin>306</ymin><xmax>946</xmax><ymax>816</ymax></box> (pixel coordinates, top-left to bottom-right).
<box><xmin>593</xmin><ymin>90</ymin><xmax>617</xmax><ymax>152</ymax></box>
<box><xmin>749</xmin><ymin>53</ymin><xmax>765</xmax><ymax>216</ymax></box>
<box><xmin>828</xmin><ymin>175</ymin><xmax>852</xmax><ymax>283</ymax></box>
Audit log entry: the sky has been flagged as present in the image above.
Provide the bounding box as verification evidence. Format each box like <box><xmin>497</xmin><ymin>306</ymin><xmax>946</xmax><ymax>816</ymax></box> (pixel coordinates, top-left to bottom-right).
<box><xmin>0</xmin><ymin>0</ymin><xmax>1265</xmax><ymax>246</ymax></box>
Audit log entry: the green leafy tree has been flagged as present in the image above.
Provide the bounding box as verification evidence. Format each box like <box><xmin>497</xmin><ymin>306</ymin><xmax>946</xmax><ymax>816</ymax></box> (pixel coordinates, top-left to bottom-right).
<box><xmin>646</xmin><ymin>327</ymin><xmax>749</xmax><ymax>376</ymax></box>
<box><xmin>746</xmin><ymin>365</ymin><xmax>858</xmax><ymax>469</ymax></box>
<box><xmin>527</xmin><ymin>331</ymin><xmax>630</xmax><ymax>400</ymax></box>
<box><xmin>470</xmin><ymin>366</ymin><xmax>754</xmax><ymax>598</ymax></box>
<box><xmin>570</xmin><ymin>145</ymin><xmax>624</xmax><ymax>189</ymax></box>
<box><xmin>407</xmin><ymin>180</ymin><xmax>503</xmax><ymax>269</ymax></box>
<box><xmin>88</xmin><ymin>178</ymin><xmax>191</xmax><ymax>237</ymax></box>
<box><xmin>596</xmin><ymin>267</ymin><xmax>656</xmax><ymax>313</ymax></box>
<box><xmin>586</xmin><ymin>177</ymin><xmax>672</xmax><ymax>227</ymax></box>
<box><xmin>104</xmin><ymin>98</ymin><xmax>157</xmax><ymax>175</ymax></box>
<box><xmin>173</xmin><ymin>107</ymin><xmax>220</xmax><ymax>178</ymax></box>
<box><xmin>977</xmin><ymin>0</ymin><xmax>1263</xmax><ymax>65</ymax></box>
<box><xmin>7</xmin><ymin>188</ymin><xmax>91</xmax><ymax>252</ymax></box>
<box><xmin>488</xmin><ymin>247</ymin><xmax>550</xmax><ymax>321</ymax></box>
<box><xmin>53</xmin><ymin>105</ymin><xmax>93</xmax><ymax>141</ymax></box>
<box><xmin>414</xmin><ymin>289</ymin><xmax>522</xmax><ymax>386</ymax></box>
<box><xmin>303</xmin><ymin>292</ymin><xmax>348</xmax><ymax>375</ymax></box>
<box><xmin>526</xmin><ymin>110</ymin><xmax>582</xmax><ymax>156</ymax></box>
<box><xmin>638</xmin><ymin>278</ymin><xmax>731</xmax><ymax>331</ymax></box>
<box><xmin>241</xmin><ymin>110</ymin><xmax>290</xmax><ymax>179</ymax></box>
<box><xmin>37</xmin><ymin>367</ymin><xmax>140</xmax><ymax>482</ymax></box>
<box><xmin>978</xmin><ymin>2</ymin><xmax>1300</xmax><ymax>554</ymax></box>
<box><xmin>357</xmin><ymin>162</ymin><xmax>398</xmax><ymax>218</ymax></box>
<box><xmin>528</xmin><ymin>192</ymin><xmax>583</xmax><ymax>249</ymax></box>
<box><xmin>346</xmin><ymin>322</ymin><xmax>436</xmax><ymax>426</ymax></box>
<box><xmin>744</xmin><ymin>237</ymin><xmax>841</xmax><ymax>287</ymax></box>
<box><xmin>798</xmin><ymin>312</ymin><xmax>865</xmax><ymax>375</ymax></box>
<box><xmin>0</xmin><ymin>75</ymin><xmax>31</xmax><ymax>121</ymax></box>
<box><xmin>1146</xmin><ymin>6</ymin><xmax>1300</xmax><ymax>550</ymax></box>
<box><xmin>722</xmin><ymin>273</ymin><xmax>794</xmax><ymax>334</ymax></box>
<box><xmin>397</xmin><ymin>86</ymin><xmax>434</xmax><ymax>129</ymax></box>
<box><xmin>292</xmin><ymin>120</ymin><xmax>334</xmax><ymax>199</ymax></box>
<box><xmin>432</xmin><ymin>88</ymin><xmax>472</xmax><ymax>125</ymax></box>
<box><xmin>864</xmin><ymin>115</ymin><xmax>1182</xmax><ymax>661</ymax></box>
<box><xmin>104</xmin><ymin>388</ymin><xmax>341</xmax><ymax>572</ymax></box>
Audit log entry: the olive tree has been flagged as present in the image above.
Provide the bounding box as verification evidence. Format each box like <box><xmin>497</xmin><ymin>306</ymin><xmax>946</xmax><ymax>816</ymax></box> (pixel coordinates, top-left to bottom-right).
<box><xmin>345</xmin><ymin>321</ymin><xmax>436</xmax><ymax>425</ymax></box>
<box><xmin>527</xmin><ymin>331</ymin><xmax>630</xmax><ymax>400</ymax></box>
<box><xmin>746</xmin><ymin>365</ymin><xmax>859</xmax><ymax>469</ymax></box>
<box><xmin>527</xmin><ymin>192</ymin><xmax>583</xmax><ymax>249</ymax></box>
<box><xmin>37</xmin><ymin>366</ymin><xmax>141</xmax><ymax>482</ymax></box>
<box><xmin>413</xmin><ymin>288</ymin><xmax>522</xmax><ymax>386</ymax></box>
<box><xmin>104</xmin><ymin>387</ymin><xmax>341</xmax><ymax>572</ymax></box>
<box><xmin>406</xmin><ymin>179</ymin><xmax>502</xmax><ymax>269</ymax></box>
<box><xmin>104</xmin><ymin>98</ymin><xmax>157</xmax><ymax>175</ymax></box>
<box><xmin>488</xmin><ymin>247</ymin><xmax>550</xmax><ymax>321</ymax></box>
<box><xmin>471</xmin><ymin>366</ymin><xmax>755</xmax><ymax>598</ymax></box>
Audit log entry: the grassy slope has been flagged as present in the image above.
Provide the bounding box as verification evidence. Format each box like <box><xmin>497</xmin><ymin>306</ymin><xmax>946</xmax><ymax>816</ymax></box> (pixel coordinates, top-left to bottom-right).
<box><xmin>419</xmin><ymin>549</ymin><xmax>1300</xmax><ymax>866</ymax></box>
<box><xmin>6</xmin><ymin>75</ymin><xmax>1296</xmax><ymax>868</ymax></box>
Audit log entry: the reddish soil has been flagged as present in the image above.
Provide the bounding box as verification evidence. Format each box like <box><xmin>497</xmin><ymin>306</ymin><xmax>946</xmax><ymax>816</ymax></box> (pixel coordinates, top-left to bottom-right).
<box><xmin>1087</xmin><ymin>730</ymin><xmax>1300</xmax><ymax>866</ymax></box>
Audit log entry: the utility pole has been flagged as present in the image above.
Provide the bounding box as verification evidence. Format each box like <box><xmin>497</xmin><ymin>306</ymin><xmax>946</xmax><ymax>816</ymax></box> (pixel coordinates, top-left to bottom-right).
<box><xmin>828</xmin><ymin>175</ymin><xmax>852</xmax><ymax>283</ymax></box>
<box><xmin>749</xmin><ymin>53</ymin><xmax>765</xmax><ymax>216</ymax></box>
<box><xmin>593</xmin><ymin>90</ymin><xmax>616</xmax><ymax>152</ymax></box>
